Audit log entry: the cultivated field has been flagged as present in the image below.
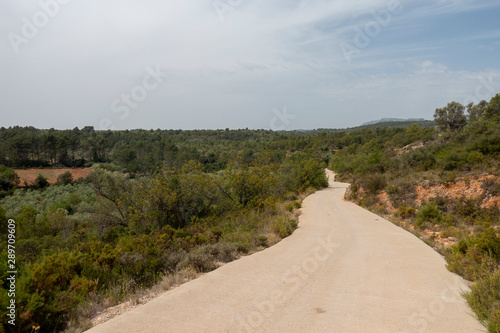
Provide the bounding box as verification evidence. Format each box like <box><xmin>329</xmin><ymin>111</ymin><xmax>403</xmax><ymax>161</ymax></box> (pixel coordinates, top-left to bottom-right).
<box><xmin>14</xmin><ymin>168</ymin><xmax>92</xmax><ymax>186</ymax></box>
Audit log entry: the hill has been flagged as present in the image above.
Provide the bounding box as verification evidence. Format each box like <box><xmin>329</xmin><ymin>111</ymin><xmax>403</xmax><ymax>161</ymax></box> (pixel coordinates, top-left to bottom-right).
<box><xmin>362</xmin><ymin>118</ymin><xmax>426</xmax><ymax>126</ymax></box>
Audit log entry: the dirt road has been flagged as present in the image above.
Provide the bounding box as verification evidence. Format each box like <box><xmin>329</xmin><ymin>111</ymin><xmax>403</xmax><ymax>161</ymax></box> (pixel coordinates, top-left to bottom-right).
<box><xmin>87</xmin><ymin>170</ymin><xmax>485</xmax><ymax>332</ymax></box>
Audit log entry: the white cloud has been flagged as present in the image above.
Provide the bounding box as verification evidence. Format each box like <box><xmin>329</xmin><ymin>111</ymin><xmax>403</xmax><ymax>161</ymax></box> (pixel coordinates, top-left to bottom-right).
<box><xmin>417</xmin><ymin>61</ymin><xmax>448</xmax><ymax>75</ymax></box>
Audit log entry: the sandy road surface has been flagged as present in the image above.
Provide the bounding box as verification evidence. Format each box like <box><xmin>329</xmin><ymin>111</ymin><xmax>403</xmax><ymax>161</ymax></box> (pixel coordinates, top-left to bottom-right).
<box><xmin>87</xmin><ymin>170</ymin><xmax>485</xmax><ymax>333</ymax></box>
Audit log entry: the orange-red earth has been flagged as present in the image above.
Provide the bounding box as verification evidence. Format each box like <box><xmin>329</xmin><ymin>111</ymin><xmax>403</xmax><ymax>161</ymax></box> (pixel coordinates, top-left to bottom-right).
<box><xmin>14</xmin><ymin>168</ymin><xmax>92</xmax><ymax>186</ymax></box>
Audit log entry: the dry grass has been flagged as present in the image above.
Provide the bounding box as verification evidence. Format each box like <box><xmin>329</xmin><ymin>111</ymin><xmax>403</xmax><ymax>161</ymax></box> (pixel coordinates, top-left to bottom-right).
<box><xmin>160</xmin><ymin>268</ymin><xmax>200</xmax><ymax>291</ymax></box>
<box><xmin>86</xmin><ymin>268</ymin><xmax>200</xmax><ymax>329</ymax></box>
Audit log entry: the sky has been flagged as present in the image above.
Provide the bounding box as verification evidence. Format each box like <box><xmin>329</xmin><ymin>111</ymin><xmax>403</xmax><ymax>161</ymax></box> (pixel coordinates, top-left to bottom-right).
<box><xmin>1</xmin><ymin>0</ymin><xmax>499</xmax><ymax>130</ymax></box>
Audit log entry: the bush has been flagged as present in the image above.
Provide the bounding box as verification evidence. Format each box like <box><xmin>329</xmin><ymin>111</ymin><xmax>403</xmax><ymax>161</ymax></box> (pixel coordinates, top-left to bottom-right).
<box><xmin>441</xmin><ymin>226</ymin><xmax>463</xmax><ymax>239</ymax></box>
<box><xmin>364</xmin><ymin>175</ymin><xmax>386</xmax><ymax>194</ymax></box>
<box><xmin>397</xmin><ymin>204</ymin><xmax>416</xmax><ymax>218</ymax></box>
<box><xmin>405</xmin><ymin>148</ymin><xmax>436</xmax><ymax>171</ymax></box>
<box><xmin>386</xmin><ymin>179</ymin><xmax>417</xmax><ymax>208</ymax></box>
<box><xmin>482</xmin><ymin>178</ymin><xmax>500</xmax><ymax>198</ymax></box>
<box><xmin>34</xmin><ymin>174</ymin><xmax>50</xmax><ymax>189</ymax></box>
<box><xmin>202</xmin><ymin>242</ymin><xmax>238</xmax><ymax>263</ymax></box>
<box><xmin>415</xmin><ymin>203</ymin><xmax>445</xmax><ymax>228</ymax></box>
<box><xmin>272</xmin><ymin>217</ymin><xmax>297</xmax><ymax>238</ymax></box>
<box><xmin>446</xmin><ymin>228</ymin><xmax>500</xmax><ymax>281</ymax></box>
<box><xmin>0</xmin><ymin>165</ymin><xmax>20</xmax><ymax>198</ymax></box>
<box><xmin>441</xmin><ymin>152</ymin><xmax>468</xmax><ymax>171</ymax></box>
<box><xmin>466</xmin><ymin>269</ymin><xmax>500</xmax><ymax>332</ymax></box>
<box><xmin>186</xmin><ymin>243</ymin><xmax>238</xmax><ymax>272</ymax></box>
<box><xmin>467</xmin><ymin>151</ymin><xmax>484</xmax><ymax>165</ymax></box>
<box><xmin>358</xmin><ymin>194</ymin><xmax>379</xmax><ymax>208</ymax></box>
<box><xmin>186</xmin><ymin>250</ymin><xmax>218</xmax><ymax>273</ymax></box>
<box><xmin>163</xmin><ymin>251</ymin><xmax>188</xmax><ymax>272</ymax></box>
<box><xmin>256</xmin><ymin>235</ymin><xmax>269</xmax><ymax>247</ymax></box>
<box><xmin>280</xmin><ymin>156</ymin><xmax>328</xmax><ymax>192</ymax></box>
<box><xmin>13</xmin><ymin>252</ymin><xmax>96</xmax><ymax>332</ymax></box>
<box><xmin>56</xmin><ymin>171</ymin><xmax>74</xmax><ymax>185</ymax></box>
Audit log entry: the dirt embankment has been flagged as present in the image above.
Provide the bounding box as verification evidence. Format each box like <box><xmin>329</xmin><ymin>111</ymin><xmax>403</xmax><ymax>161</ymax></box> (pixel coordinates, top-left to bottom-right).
<box><xmin>375</xmin><ymin>175</ymin><xmax>500</xmax><ymax>215</ymax></box>
<box><xmin>366</xmin><ymin>175</ymin><xmax>500</xmax><ymax>249</ymax></box>
<box><xmin>415</xmin><ymin>176</ymin><xmax>500</xmax><ymax>209</ymax></box>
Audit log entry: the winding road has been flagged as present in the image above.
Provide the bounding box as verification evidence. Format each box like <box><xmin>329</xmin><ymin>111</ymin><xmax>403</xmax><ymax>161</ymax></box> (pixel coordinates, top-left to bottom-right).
<box><xmin>87</xmin><ymin>170</ymin><xmax>485</xmax><ymax>332</ymax></box>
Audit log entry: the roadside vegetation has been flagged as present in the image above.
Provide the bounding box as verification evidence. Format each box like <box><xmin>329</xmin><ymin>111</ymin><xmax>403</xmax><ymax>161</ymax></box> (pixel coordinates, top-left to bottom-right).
<box><xmin>331</xmin><ymin>93</ymin><xmax>500</xmax><ymax>332</ymax></box>
<box><xmin>0</xmin><ymin>129</ymin><xmax>329</xmax><ymax>332</ymax></box>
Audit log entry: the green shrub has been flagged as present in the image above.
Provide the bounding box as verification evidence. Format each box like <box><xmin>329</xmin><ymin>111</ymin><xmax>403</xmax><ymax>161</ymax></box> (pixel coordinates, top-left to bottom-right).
<box><xmin>15</xmin><ymin>252</ymin><xmax>96</xmax><ymax>332</ymax></box>
<box><xmin>415</xmin><ymin>203</ymin><xmax>445</xmax><ymax>228</ymax></box>
<box><xmin>467</xmin><ymin>151</ymin><xmax>484</xmax><ymax>165</ymax></box>
<box><xmin>446</xmin><ymin>228</ymin><xmax>500</xmax><ymax>281</ymax></box>
<box><xmin>466</xmin><ymin>269</ymin><xmax>500</xmax><ymax>332</ymax></box>
<box><xmin>56</xmin><ymin>171</ymin><xmax>74</xmax><ymax>185</ymax></box>
<box><xmin>386</xmin><ymin>185</ymin><xmax>400</xmax><ymax>196</ymax></box>
<box><xmin>201</xmin><ymin>242</ymin><xmax>238</xmax><ymax>262</ymax></box>
<box><xmin>256</xmin><ymin>235</ymin><xmax>269</xmax><ymax>247</ymax></box>
<box><xmin>280</xmin><ymin>154</ymin><xmax>328</xmax><ymax>192</ymax></box>
<box><xmin>442</xmin><ymin>152</ymin><xmax>468</xmax><ymax>171</ymax></box>
<box><xmin>162</xmin><ymin>251</ymin><xmax>188</xmax><ymax>272</ymax></box>
<box><xmin>272</xmin><ymin>217</ymin><xmax>297</xmax><ymax>238</ymax></box>
<box><xmin>457</xmin><ymin>198</ymin><xmax>481</xmax><ymax>221</ymax></box>
<box><xmin>364</xmin><ymin>175</ymin><xmax>386</xmax><ymax>194</ymax></box>
<box><xmin>441</xmin><ymin>171</ymin><xmax>457</xmax><ymax>185</ymax></box>
<box><xmin>397</xmin><ymin>204</ymin><xmax>416</xmax><ymax>218</ymax></box>
<box><xmin>186</xmin><ymin>250</ymin><xmax>218</xmax><ymax>273</ymax></box>
<box><xmin>0</xmin><ymin>165</ymin><xmax>20</xmax><ymax>198</ymax></box>
<box><xmin>482</xmin><ymin>178</ymin><xmax>500</xmax><ymax>197</ymax></box>
<box><xmin>441</xmin><ymin>226</ymin><xmax>463</xmax><ymax>239</ymax></box>
<box><xmin>386</xmin><ymin>180</ymin><xmax>417</xmax><ymax>208</ymax></box>
<box><xmin>34</xmin><ymin>174</ymin><xmax>50</xmax><ymax>189</ymax></box>
<box><xmin>358</xmin><ymin>194</ymin><xmax>379</xmax><ymax>208</ymax></box>
<box><xmin>405</xmin><ymin>148</ymin><xmax>436</xmax><ymax>171</ymax></box>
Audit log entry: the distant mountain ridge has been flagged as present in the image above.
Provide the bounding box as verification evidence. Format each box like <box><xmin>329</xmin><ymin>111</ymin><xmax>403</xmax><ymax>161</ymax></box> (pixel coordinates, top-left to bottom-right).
<box><xmin>362</xmin><ymin>118</ymin><xmax>426</xmax><ymax>126</ymax></box>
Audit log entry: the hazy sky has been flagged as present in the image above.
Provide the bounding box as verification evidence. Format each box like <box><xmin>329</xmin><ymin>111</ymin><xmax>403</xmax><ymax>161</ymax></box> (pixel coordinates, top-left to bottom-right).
<box><xmin>1</xmin><ymin>0</ymin><xmax>500</xmax><ymax>130</ymax></box>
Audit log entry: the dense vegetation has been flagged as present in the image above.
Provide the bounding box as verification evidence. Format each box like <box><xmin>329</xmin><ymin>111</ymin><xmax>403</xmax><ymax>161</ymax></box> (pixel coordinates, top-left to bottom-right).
<box><xmin>331</xmin><ymin>93</ymin><xmax>500</xmax><ymax>332</ymax></box>
<box><xmin>0</xmin><ymin>96</ymin><xmax>496</xmax><ymax>332</ymax></box>
<box><xmin>0</xmin><ymin>127</ymin><xmax>333</xmax><ymax>332</ymax></box>
<box><xmin>0</xmin><ymin>121</ymin><xmax>433</xmax><ymax>173</ymax></box>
